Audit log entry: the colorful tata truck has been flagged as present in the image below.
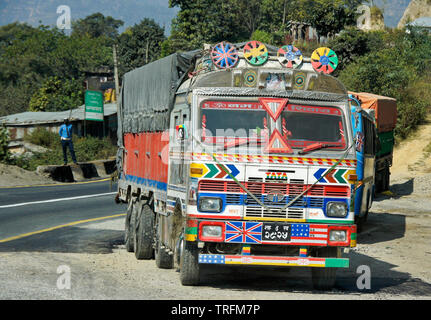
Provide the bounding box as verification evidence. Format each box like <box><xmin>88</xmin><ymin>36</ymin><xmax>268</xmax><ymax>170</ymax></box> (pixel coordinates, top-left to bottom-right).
<box><xmin>116</xmin><ymin>42</ymin><xmax>360</xmax><ymax>290</ymax></box>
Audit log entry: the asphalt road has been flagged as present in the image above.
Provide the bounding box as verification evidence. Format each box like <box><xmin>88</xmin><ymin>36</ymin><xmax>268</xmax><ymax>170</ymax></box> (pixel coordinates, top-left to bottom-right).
<box><xmin>0</xmin><ymin>179</ymin><xmax>125</xmax><ymax>243</ymax></box>
<box><xmin>0</xmin><ymin>179</ymin><xmax>430</xmax><ymax>301</ymax></box>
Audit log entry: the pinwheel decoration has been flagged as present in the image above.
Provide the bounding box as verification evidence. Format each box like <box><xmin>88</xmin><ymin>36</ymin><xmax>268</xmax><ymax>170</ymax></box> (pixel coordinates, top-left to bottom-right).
<box><xmin>243</xmin><ymin>41</ymin><xmax>268</xmax><ymax>66</ymax></box>
<box><xmin>311</xmin><ymin>47</ymin><xmax>339</xmax><ymax>74</ymax></box>
<box><xmin>210</xmin><ymin>42</ymin><xmax>239</xmax><ymax>69</ymax></box>
<box><xmin>277</xmin><ymin>45</ymin><xmax>303</xmax><ymax>68</ymax></box>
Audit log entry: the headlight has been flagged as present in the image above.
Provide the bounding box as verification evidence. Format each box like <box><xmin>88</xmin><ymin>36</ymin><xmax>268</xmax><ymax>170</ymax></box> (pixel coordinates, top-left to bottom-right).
<box><xmin>202</xmin><ymin>225</ymin><xmax>222</xmax><ymax>238</ymax></box>
<box><xmin>198</xmin><ymin>197</ymin><xmax>222</xmax><ymax>212</ymax></box>
<box><xmin>326</xmin><ymin>202</ymin><xmax>348</xmax><ymax>217</ymax></box>
<box><xmin>329</xmin><ymin>230</ymin><xmax>347</xmax><ymax>242</ymax></box>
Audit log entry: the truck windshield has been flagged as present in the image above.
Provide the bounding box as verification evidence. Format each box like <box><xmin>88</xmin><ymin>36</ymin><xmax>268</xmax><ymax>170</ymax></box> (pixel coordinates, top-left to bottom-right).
<box><xmin>199</xmin><ymin>101</ymin><xmax>346</xmax><ymax>151</ymax></box>
<box><xmin>200</xmin><ymin>101</ymin><xmax>267</xmax><ymax>144</ymax></box>
<box><xmin>282</xmin><ymin>105</ymin><xmax>346</xmax><ymax>150</ymax></box>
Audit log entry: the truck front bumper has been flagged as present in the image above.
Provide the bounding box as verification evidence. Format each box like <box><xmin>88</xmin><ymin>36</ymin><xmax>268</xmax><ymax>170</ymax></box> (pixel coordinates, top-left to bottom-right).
<box><xmin>198</xmin><ymin>253</ymin><xmax>349</xmax><ymax>268</ymax></box>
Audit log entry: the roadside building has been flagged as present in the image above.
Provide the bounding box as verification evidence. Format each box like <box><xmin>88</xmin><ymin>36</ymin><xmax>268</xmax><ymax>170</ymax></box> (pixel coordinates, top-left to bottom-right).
<box><xmin>0</xmin><ymin>103</ymin><xmax>117</xmax><ymax>156</ymax></box>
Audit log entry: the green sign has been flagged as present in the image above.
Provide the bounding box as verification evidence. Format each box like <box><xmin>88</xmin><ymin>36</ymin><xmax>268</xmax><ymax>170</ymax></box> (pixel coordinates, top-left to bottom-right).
<box><xmin>85</xmin><ymin>90</ymin><xmax>104</xmax><ymax>121</ymax></box>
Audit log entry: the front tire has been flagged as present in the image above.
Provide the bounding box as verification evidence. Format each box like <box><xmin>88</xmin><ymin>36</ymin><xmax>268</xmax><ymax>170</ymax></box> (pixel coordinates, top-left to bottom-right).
<box><xmin>311</xmin><ymin>247</ymin><xmax>338</xmax><ymax>290</ymax></box>
<box><xmin>179</xmin><ymin>240</ymin><xmax>200</xmax><ymax>286</ymax></box>
<box><xmin>134</xmin><ymin>199</ymin><xmax>155</xmax><ymax>260</ymax></box>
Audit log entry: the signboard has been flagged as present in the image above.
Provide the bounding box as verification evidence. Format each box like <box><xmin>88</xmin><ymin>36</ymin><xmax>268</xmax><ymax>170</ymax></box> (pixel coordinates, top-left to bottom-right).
<box><xmin>85</xmin><ymin>90</ymin><xmax>104</xmax><ymax>121</ymax></box>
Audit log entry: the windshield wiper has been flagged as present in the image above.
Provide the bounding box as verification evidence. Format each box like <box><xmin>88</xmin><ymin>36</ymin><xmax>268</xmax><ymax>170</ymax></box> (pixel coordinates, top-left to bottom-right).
<box><xmin>298</xmin><ymin>142</ymin><xmax>342</xmax><ymax>155</ymax></box>
<box><xmin>220</xmin><ymin>138</ymin><xmax>263</xmax><ymax>151</ymax></box>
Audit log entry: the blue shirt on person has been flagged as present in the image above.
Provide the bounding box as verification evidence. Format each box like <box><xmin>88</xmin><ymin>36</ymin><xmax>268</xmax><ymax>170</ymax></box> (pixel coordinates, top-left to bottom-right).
<box><xmin>59</xmin><ymin>123</ymin><xmax>73</xmax><ymax>140</ymax></box>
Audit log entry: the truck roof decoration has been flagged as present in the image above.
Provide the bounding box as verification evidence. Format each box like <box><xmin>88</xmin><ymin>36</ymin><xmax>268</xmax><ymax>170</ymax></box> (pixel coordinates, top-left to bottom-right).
<box><xmin>311</xmin><ymin>47</ymin><xmax>339</xmax><ymax>74</ymax></box>
<box><xmin>209</xmin><ymin>41</ymin><xmax>339</xmax><ymax>74</ymax></box>
<box><xmin>243</xmin><ymin>41</ymin><xmax>269</xmax><ymax>66</ymax></box>
<box><xmin>210</xmin><ymin>41</ymin><xmax>239</xmax><ymax>69</ymax></box>
<box><xmin>277</xmin><ymin>45</ymin><xmax>303</xmax><ymax>69</ymax></box>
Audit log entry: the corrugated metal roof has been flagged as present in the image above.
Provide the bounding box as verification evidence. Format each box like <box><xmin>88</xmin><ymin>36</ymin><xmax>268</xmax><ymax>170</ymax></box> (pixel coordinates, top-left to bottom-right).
<box><xmin>0</xmin><ymin>103</ymin><xmax>117</xmax><ymax>126</ymax></box>
<box><xmin>407</xmin><ymin>17</ymin><xmax>431</xmax><ymax>28</ymax></box>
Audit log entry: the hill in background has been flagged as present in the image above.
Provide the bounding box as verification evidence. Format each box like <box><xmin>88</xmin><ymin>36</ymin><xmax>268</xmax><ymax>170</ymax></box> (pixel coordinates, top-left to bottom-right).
<box><xmin>0</xmin><ymin>0</ymin><xmax>179</xmax><ymax>34</ymax></box>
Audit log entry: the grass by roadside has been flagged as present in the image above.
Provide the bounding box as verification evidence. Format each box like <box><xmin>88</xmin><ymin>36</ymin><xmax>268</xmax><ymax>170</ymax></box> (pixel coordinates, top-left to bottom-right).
<box><xmin>12</xmin><ymin>127</ymin><xmax>117</xmax><ymax>171</ymax></box>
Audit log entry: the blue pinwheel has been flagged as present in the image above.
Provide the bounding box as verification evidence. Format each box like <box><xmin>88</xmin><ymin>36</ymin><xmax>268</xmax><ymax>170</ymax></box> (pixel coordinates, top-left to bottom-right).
<box><xmin>210</xmin><ymin>41</ymin><xmax>239</xmax><ymax>69</ymax></box>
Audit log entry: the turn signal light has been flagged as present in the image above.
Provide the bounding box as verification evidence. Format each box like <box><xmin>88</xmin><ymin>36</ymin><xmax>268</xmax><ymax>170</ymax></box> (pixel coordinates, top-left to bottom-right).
<box><xmin>348</xmin><ymin>174</ymin><xmax>358</xmax><ymax>181</ymax></box>
<box><xmin>191</xmin><ymin>167</ymin><xmax>203</xmax><ymax>175</ymax></box>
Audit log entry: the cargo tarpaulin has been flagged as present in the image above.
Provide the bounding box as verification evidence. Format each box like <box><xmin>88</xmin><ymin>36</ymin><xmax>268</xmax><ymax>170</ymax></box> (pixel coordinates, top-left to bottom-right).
<box><xmin>116</xmin><ymin>51</ymin><xmax>197</xmax><ymax>176</ymax></box>
<box><xmin>120</xmin><ymin>52</ymin><xmax>196</xmax><ymax>134</ymax></box>
<box><xmin>349</xmin><ymin>91</ymin><xmax>397</xmax><ymax>133</ymax></box>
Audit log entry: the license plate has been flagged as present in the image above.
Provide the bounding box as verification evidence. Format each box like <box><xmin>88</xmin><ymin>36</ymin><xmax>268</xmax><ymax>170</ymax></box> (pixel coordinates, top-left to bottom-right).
<box><xmin>262</xmin><ymin>222</ymin><xmax>291</xmax><ymax>242</ymax></box>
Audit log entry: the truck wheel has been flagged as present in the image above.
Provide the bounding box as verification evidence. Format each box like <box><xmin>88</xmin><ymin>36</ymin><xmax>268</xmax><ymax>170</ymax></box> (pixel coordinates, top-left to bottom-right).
<box><xmin>124</xmin><ymin>199</ymin><xmax>137</xmax><ymax>252</ymax></box>
<box><xmin>179</xmin><ymin>240</ymin><xmax>200</xmax><ymax>286</ymax></box>
<box><xmin>356</xmin><ymin>191</ymin><xmax>370</xmax><ymax>233</ymax></box>
<box><xmin>134</xmin><ymin>200</ymin><xmax>155</xmax><ymax>260</ymax></box>
<box><xmin>383</xmin><ymin>166</ymin><xmax>390</xmax><ymax>191</ymax></box>
<box><xmin>155</xmin><ymin>238</ymin><xmax>174</xmax><ymax>269</ymax></box>
<box><xmin>311</xmin><ymin>247</ymin><xmax>338</xmax><ymax>290</ymax></box>
<box><xmin>155</xmin><ymin>215</ymin><xmax>174</xmax><ymax>269</ymax></box>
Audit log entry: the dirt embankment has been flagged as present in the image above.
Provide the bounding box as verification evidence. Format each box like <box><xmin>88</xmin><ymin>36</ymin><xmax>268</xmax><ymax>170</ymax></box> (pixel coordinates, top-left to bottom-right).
<box><xmin>389</xmin><ymin>117</ymin><xmax>431</xmax><ymax>192</ymax></box>
<box><xmin>0</xmin><ymin>163</ymin><xmax>54</xmax><ymax>187</ymax></box>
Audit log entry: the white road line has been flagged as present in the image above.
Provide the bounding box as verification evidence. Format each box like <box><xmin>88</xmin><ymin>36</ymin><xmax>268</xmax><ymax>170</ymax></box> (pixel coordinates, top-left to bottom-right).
<box><xmin>0</xmin><ymin>192</ymin><xmax>117</xmax><ymax>209</ymax></box>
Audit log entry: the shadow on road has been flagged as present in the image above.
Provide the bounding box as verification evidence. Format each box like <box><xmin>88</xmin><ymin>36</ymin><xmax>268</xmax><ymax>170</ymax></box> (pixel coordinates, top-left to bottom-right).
<box><xmin>197</xmin><ymin>250</ymin><xmax>431</xmax><ymax>296</ymax></box>
<box><xmin>0</xmin><ymin>226</ymin><xmax>123</xmax><ymax>254</ymax></box>
<box><xmin>373</xmin><ymin>179</ymin><xmax>414</xmax><ymax>202</ymax></box>
<box><xmin>357</xmin><ymin>210</ymin><xmax>406</xmax><ymax>245</ymax></box>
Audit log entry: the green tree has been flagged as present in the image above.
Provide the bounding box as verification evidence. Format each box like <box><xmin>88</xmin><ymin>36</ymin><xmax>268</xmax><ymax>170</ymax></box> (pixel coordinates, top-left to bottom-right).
<box><xmin>0</xmin><ymin>20</ymin><xmax>114</xmax><ymax>116</ymax></box>
<box><xmin>117</xmin><ymin>18</ymin><xmax>166</xmax><ymax>75</ymax></box>
<box><xmin>168</xmin><ymin>0</ymin><xmax>249</xmax><ymax>51</ymax></box>
<box><xmin>71</xmin><ymin>13</ymin><xmax>124</xmax><ymax>40</ymax></box>
<box><xmin>304</xmin><ymin>0</ymin><xmax>362</xmax><ymax>40</ymax></box>
<box><xmin>328</xmin><ymin>27</ymin><xmax>384</xmax><ymax>72</ymax></box>
<box><xmin>29</xmin><ymin>76</ymin><xmax>84</xmax><ymax>112</ymax></box>
<box><xmin>338</xmin><ymin>29</ymin><xmax>431</xmax><ymax>139</ymax></box>
<box><xmin>0</xmin><ymin>125</ymin><xmax>11</xmax><ymax>163</ymax></box>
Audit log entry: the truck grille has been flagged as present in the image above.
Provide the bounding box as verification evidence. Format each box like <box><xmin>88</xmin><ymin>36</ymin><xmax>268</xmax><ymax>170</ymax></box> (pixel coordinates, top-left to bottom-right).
<box><xmin>245</xmin><ymin>206</ymin><xmax>305</xmax><ymax>219</ymax></box>
<box><xmin>198</xmin><ymin>180</ymin><xmax>349</xmax><ymax>197</ymax></box>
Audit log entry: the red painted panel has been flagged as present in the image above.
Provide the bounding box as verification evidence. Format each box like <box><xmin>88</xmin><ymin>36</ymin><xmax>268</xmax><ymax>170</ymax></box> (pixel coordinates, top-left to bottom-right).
<box><xmin>122</xmin><ymin>131</ymin><xmax>169</xmax><ymax>186</ymax></box>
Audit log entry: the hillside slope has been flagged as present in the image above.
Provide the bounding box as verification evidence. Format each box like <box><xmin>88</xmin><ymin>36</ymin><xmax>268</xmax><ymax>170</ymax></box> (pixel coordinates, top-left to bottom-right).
<box><xmin>390</xmin><ymin>115</ymin><xmax>431</xmax><ymax>183</ymax></box>
<box><xmin>397</xmin><ymin>0</ymin><xmax>431</xmax><ymax>28</ymax></box>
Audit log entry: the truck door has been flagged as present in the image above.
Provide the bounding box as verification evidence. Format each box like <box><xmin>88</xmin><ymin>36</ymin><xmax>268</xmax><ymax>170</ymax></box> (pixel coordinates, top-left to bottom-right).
<box><xmin>361</xmin><ymin>115</ymin><xmax>376</xmax><ymax>215</ymax></box>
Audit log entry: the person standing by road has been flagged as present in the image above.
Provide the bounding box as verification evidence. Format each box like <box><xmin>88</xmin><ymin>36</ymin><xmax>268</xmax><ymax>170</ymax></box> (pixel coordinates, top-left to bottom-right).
<box><xmin>59</xmin><ymin>118</ymin><xmax>77</xmax><ymax>165</ymax></box>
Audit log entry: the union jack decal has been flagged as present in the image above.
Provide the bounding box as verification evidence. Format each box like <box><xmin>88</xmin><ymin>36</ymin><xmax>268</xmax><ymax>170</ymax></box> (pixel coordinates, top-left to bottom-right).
<box><xmin>225</xmin><ymin>221</ymin><xmax>263</xmax><ymax>244</ymax></box>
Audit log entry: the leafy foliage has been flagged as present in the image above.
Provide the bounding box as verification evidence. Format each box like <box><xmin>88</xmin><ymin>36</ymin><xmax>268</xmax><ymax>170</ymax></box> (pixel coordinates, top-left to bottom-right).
<box><xmin>0</xmin><ymin>22</ymin><xmax>114</xmax><ymax>115</ymax></box>
<box><xmin>117</xmin><ymin>18</ymin><xmax>166</xmax><ymax>76</ymax></box>
<box><xmin>71</xmin><ymin>13</ymin><xmax>124</xmax><ymax>40</ymax></box>
<box><xmin>0</xmin><ymin>125</ymin><xmax>11</xmax><ymax>162</ymax></box>
<box><xmin>29</xmin><ymin>77</ymin><xmax>84</xmax><ymax>112</ymax></box>
<box><xmin>339</xmin><ymin>28</ymin><xmax>431</xmax><ymax>138</ymax></box>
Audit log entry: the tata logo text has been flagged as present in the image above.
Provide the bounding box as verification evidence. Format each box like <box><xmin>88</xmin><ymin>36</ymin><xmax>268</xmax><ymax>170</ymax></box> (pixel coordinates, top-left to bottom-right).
<box><xmin>266</xmin><ymin>171</ymin><xmax>288</xmax><ymax>181</ymax></box>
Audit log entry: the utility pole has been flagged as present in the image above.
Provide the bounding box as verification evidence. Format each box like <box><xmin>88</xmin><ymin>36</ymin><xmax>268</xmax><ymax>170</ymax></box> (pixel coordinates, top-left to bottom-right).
<box><xmin>113</xmin><ymin>44</ymin><xmax>120</xmax><ymax>121</ymax></box>
<box><xmin>145</xmin><ymin>39</ymin><xmax>149</xmax><ymax>64</ymax></box>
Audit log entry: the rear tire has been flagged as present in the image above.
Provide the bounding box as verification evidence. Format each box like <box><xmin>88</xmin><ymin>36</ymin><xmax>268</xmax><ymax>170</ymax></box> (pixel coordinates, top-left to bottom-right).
<box><xmin>180</xmin><ymin>240</ymin><xmax>200</xmax><ymax>286</ymax></box>
<box><xmin>134</xmin><ymin>200</ymin><xmax>155</xmax><ymax>260</ymax></box>
<box><xmin>124</xmin><ymin>199</ymin><xmax>137</xmax><ymax>252</ymax></box>
<box><xmin>311</xmin><ymin>247</ymin><xmax>338</xmax><ymax>290</ymax></box>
